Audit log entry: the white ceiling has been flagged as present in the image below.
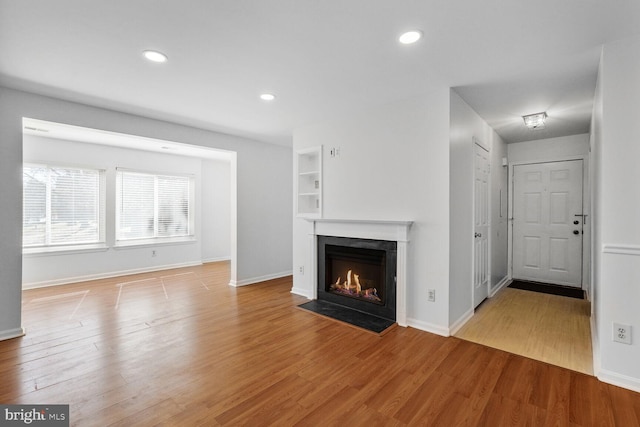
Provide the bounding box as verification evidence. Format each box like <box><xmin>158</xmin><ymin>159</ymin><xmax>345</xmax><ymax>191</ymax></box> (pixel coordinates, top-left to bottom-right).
<box><xmin>2</xmin><ymin>1</ymin><xmax>640</xmax><ymax>146</ymax></box>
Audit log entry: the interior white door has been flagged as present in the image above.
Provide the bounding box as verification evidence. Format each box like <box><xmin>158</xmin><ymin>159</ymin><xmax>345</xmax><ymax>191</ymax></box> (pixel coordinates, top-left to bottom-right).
<box><xmin>512</xmin><ymin>160</ymin><xmax>583</xmax><ymax>287</ymax></box>
<box><xmin>473</xmin><ymin>143</ymin><xmax>490</xmax><ymax>308</ymax></box>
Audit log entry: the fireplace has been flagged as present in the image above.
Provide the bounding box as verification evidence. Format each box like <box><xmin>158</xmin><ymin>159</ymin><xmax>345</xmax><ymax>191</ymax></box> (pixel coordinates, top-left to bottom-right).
<box><xmin>302</xmin><ymin>218</ymin><xmax>412</xmax><ymax>327</ymax></box>
<box><xmin>318</xmin><ymin>236</ymin><xmax>397</xmax><ymax>321</ymax></box>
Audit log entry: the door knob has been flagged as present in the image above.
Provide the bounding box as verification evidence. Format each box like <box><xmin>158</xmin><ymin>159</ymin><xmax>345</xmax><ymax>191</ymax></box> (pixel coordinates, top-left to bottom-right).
<box><xmin>474</xmin><ymin>232</ymin><xmax>482</xmax><ymax>238</ymax></box>
<box><xmin>573</xmin><ymin>220</ymin><xmax>579</xmax><ymax>225</ymax></box>
<box><xmin>573</xmin><ymin>230</ymin><xmax>580</xmax><ymax>235</ymax></box>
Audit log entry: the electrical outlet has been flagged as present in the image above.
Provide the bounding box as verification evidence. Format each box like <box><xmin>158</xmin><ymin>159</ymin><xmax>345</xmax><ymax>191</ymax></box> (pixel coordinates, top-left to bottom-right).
<box><xmin>613</xmin><ymin>323</ymin><xmax>632</xmax><ymax>344</ymax></box>
<box><xmin>298</xmin><ymin>266</ymin><xmax>304</xmax><ymax>275</ymax></box>
<box><xmin>427</xmin><ymin>289</ymin><xmax>436</xmax><ymax>302</ymax></box>
<box><xmin>152</xmin><ymin>250</ymin><xmax>157</xmax><ymax>257</ymax></box>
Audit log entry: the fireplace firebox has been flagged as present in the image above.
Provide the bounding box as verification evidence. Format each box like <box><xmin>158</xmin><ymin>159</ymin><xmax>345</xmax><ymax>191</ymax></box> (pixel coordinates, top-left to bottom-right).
<box><xmin>318</xmin><ymin>235</ymin><xmax>397</xmax><ymax>321</ymax></box>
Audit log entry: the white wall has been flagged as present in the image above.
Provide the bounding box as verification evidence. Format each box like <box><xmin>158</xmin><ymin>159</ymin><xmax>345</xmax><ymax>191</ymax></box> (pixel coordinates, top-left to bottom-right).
<box><xmin>508</xmin><ymin>134</ymin><xmax>590</xmax><ymax>163</ymax></box>
<box><xmin>292</xmin><ymin>91</ymin><xmax>452</xmax><ymax>335</ymax></box>
<box><xmin>202</xmin><ymin>159</ymin><xmax>232</xmax><ymax>262</ymax></box>
<box><xmin>0</xmin><ymin>92</ymin><xmax>23</xmax><ymax>340</ymax></box>
<box><xmin>590</xmin><ymin>48</ymin><xmax>604</xmax><ymax>378</ymax></box>
<box><xmin>0</xmin><ymin>87</ymin><xmax>292</xmax><ymax>341</ymax></box>
<box><xmin>21</xmin><ymin>135</ymin><xmax>231</xmax><ymax>287</ymax></box>
<box><xmin>490</xmin><ymin>130</ymin><xmax>509</xmax><ymax>292</ymax></box>
<box><xmin>235</xmin><ymin>141</ymin><xmax>293</xmax><ymax>284</ymax></box>
<box><xmin>591</xmin><ymin>35</ymin><xmax>640</xmax><ymax>392</ymax></box>
<box><xmin>449</xmin><ymin>90</ymin><xmax>508</xmax><ymax>327</ymax></box>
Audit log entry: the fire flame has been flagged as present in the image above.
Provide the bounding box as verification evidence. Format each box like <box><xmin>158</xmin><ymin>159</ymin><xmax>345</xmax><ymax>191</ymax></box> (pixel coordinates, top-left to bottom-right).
<box><xmin>330</xmin><ymin>269</ymin><xmax>381</xmax><ymax>302</ymax></box>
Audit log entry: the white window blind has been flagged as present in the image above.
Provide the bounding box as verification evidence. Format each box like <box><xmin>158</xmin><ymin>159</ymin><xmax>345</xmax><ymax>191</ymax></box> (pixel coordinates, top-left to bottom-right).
<box><xmin>23</xmin><ymin>164</ymin><xmax>104</xmax><ymax>248</ymax></box>
<box><xmin>116</xmin><ymin>170</ymin><xmax>193</xmax><ymax>241</ymax></box>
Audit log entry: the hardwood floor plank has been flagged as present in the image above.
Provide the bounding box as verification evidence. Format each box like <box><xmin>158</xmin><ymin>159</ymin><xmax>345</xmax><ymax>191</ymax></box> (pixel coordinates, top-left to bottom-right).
<box><xmin>292</xmin><ymin>384</ymin><xmax>366</xmax><ymax>426</ymax></box>
<box><xmin>493</xmin><ymin>355</ymin><xmax>539</xmax><ymax>403</ymax></box>
<box><xmin>214</xmin><ymin>374</ymin><xmax>313</xmax><ymax>425</ymax></box>
<box><xmin>340</xmin><ymin>403</ymin><xmax>405</xmax><ymax>427</ymax></box>
<box><xmin>477</xmin><ymin>394</ymin><xmax>548</xmax><ymax>427</ymax></box>
<box><xmin>608</xmin><ymin>384</ymin><xmax>640</xmax><ymax>427</ymax></box>
<box><xmin>0</xmin><ymin>261</ymin><xmax>636</xmax><ymax>426</ymax></box>
<box><xmin>153</xmin><ymin>401</ymin><xmax>222</xmax><ymax>427</ymax></box>
<box><xmin>569</xmin><ymin>371</ymin><xmax>617</xmax><ymax>426</ymax></box>
<box><xmin>392</xmin><ymin>370</ymin><xmax>458</xmax><ymax>424</ymax></box>
<box><xmin>455</xmin><ymin>287</ymin><xmax>593</xmax><ymax>375</ymax></box>
<box><xmin>455</xmin><ymin>346</ymin><xmax>510</xmax><ymax>425</ymax></box>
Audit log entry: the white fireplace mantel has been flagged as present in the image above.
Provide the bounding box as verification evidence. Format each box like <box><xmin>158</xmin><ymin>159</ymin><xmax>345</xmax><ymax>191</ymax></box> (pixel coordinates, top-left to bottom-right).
<box><xmin>306</xmin><ymin>218</ymin><xmax>413</xmax><ymax>327</ymax></box>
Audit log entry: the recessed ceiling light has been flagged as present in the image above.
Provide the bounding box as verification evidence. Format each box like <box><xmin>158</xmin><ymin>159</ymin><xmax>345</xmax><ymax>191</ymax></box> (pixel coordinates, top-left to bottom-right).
<box><xmin>399</xmin><ymin>30</ymin><xmax>423</xmax><ymax>44</ymax></box>
<box><xmin>260</xmin><ymin>93</ymin><xmax>276</xmax><ymax>101</ymax></box>
<box><xmin>143</xmin><ymin>50</ymin><xmax>168</xmax><ymax>63</ymax></box>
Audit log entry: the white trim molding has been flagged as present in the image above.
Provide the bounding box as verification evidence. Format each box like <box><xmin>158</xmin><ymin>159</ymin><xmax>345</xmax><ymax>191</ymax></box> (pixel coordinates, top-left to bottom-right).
<box><xmin>0</xmin><ymin>327</ymin><xmax>26</xmax><ymax>342</ymax></box>
<box><xmin>490</xmin><ymin>276</ymin><xmax>511</xmax><ymax>297</ymax></box>
<box><xmin>473</xmin><ymin>136</ymin><xmax>490</xmax><ymax>152</ymax></box>
<box><xmin>291</xmin><ymin>287</ymin><xmax>314</xmax><ymax>299</ymax></box>
<box><xmin>229</xmin><ymin>271</ymin><xmax>293</xmax><ymax>287</ymax></box>
<box><xmin>306</xmin><ymin>218</ymin><xmax>413</xmax><ymax>327</ymax></box>
<box><xmin>22</xmin><ymin>261</ymin><xmax>203</xmax><ymax>289</ymax></box>
<box><xmin>449</xmin><ymin>308</ymin><xmax>474</xmax><ymax>336</ymax></box>
<box><xmin>598</xmin><ymin>369</ymin><xmax>640</xmax><ymax>394</ymax></box>
<box><xmin>408</xmin><ymin>318</ymin><xmax>450</xmax><ymax>337</ymax></box>
<box><xmin>202</xmin><ymin>256</ymin><xmax>231</xmax><ymax>264</ymax></box>
<box><xmin>602</xmin><ymin>244</ymin><xmax>640</xmax><ymax>256</ymax></box>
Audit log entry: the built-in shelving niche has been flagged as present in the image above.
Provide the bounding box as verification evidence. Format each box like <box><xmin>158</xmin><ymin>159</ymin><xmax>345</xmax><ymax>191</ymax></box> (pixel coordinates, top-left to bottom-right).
<box><xmin>296</xmin><ymin>146</ymin><xmax>322</xmax><ymax>218</ymax></box>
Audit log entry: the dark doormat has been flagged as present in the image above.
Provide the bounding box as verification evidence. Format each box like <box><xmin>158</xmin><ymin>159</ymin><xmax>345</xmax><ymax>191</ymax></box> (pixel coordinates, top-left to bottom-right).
<box><xmin>509</xmin><ymin>280</ymin><xmax>585</xmax><ymax>299</ymax></box>
<box><xmin>298</xmin><ymin>300</ymin><xmax>396</xmax><ymax>335</ymax></box>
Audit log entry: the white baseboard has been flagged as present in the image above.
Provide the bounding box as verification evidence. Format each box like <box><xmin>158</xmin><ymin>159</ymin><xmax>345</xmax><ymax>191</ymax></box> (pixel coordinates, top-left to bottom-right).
<box><xmin>202</xmin><ymin>256</ymin><xmax>231</xmax><ymax>264</ymax></box>
<box><xmin>290</xmin><ymin>287</ymin><xmax>313</xmax><ymax>299</ymax></box>
<box><xmin>229</xmin><ymin>270</ymin><xmax>292</xmax><ymax>287</ymax></box>
<box><xmin>490</xmin><ymin>275</ymin><xmax>511</xmax><ymax>297</ymax></box>
<box><xmin>0</xmin><ymin>327</ymin><xmax>25</xmax><ymax>341</ymax></box>
<box><xmin>22</xmin><ymin>261</ymin><xmax>203</xmax><ymax>289</ymax></box>
<box><xmin>449</xmin><ymin>308</ymin><xmax>474</xmax><ymax>336</ymax></box>
<box><xmin>407</xmin><ymin>318</ymin><xmax>450</xmax><ymax>337</ymax></box>
<box><xmin>598</xmin><ymin>369</ymin><xmax>640</xmax><ymax>393</ymax></box>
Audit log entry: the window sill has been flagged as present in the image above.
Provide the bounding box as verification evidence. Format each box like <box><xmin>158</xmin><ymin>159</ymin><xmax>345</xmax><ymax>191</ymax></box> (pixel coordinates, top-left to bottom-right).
<box><xmin>23</xmin><ymin>244</ymin><xmax>109</xmax><ymax>257</ymax></box>
<box><xmin>113</xmin><ymin>237</ymin><xmax>197</xmax><ymax>249</ymax></box>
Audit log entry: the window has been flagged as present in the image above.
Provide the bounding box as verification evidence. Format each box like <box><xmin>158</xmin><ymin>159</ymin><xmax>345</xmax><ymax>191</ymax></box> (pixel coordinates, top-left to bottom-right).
<box><xmin>116</xmin><ymin>169</ymin><xmax>194</xmax><ymax>242</ymax></box>
<box><xmin>23</xmin><ymin>164</ymin><xmax>105</xmax><ymax>248</ymax></box>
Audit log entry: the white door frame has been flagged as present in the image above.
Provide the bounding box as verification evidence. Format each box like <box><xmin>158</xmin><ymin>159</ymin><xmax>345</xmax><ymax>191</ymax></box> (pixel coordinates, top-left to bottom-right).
<box><xmin>472</xmin><ymin>137</ymin><xmax>491</xmax><ymax>307</ymax></box>
<box><xmin>507</xmin><ymin>154</ymin><xmax>590</xmax><ymax>291</ymax></box>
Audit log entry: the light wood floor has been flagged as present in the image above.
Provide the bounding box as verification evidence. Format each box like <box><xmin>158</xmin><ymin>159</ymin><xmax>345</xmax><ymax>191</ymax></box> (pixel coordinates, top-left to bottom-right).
<box><xmin>2</xmin><ymin>262</ymin><xmax>639</xmax><ymax>426</ymax></box>
<box><xmin>455</xmin><ymin>286</ymin><xmax>593</xmax><ymax>375</ymax></box>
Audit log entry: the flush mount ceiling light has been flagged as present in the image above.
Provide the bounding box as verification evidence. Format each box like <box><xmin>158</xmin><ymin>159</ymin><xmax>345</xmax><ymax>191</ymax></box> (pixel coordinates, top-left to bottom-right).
<box><xmin>399</xmin><ymin>30</ymin><xmax>423</xmax><ymax>44</ymax></box>
<box><xmin>142</xmin><ymin>50</ymin><xmax>168</xmax><ymax>63</ymax></box>
<box><xmin>260</xmin><ymin>93</ymin><xmax>276</xmax><ymax>101</ymax></box>
<box><xmin>523</xmin><ymin>112</ymin><xmax>547</xmax><ymax>129</ymax></box>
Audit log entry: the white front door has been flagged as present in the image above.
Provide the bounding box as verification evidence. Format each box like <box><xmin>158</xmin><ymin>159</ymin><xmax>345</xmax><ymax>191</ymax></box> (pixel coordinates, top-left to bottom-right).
<box><xmin>473</xmin><ymin>143</ymin><xmax>490</xmax><ymax>308</ymax></box>
<box><xmin>512</xmin><ymin>160</ymin><xmax>583</xmax><ymax>287</ymax></box>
